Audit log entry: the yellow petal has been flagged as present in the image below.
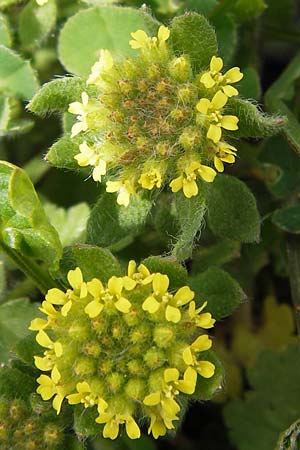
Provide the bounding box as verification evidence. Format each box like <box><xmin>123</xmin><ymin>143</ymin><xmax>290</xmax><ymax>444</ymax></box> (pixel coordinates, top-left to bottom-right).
<box><xmin>207</xmin><ymin>124</ymin><xmax>222</xmax><ymax>143</ymax></box>
<box><xmin>177</xmin><ymin>367</ymin><xmax>197</xmax><ymax>394</ymax></box>
<box><xmin>197</xmin><ymin>312</ymin><xmax>216</xmax><ymax>329</ymax></box>
<box><xmin>29</xmin><ymin>318</ymin><xmax>48</xmax><ymax>331</ymax></box>
<box><xmin>174</xmin><ymin>286</ymin><xmax>195</xmax><ymax>306</ymax></box>
<box><xmin>114</xmin><ymin>297</ymin><xmax>132</xmax><ymax>313</ymax></box>
<box><xmin>183</xmin><ymin>179</ymin><xmax>198</xmax><ymax>198</ymax></box>
<box><xmin>125</xmin><ymin>417</ymin><xmax>141</xmax><ymax>439</ymax></box>
<box><xmin>54</xmin><ymin>341</ymin><xmax>63</xmax><ymax>357</ymax></box>
<box><xmin>164</xmin><ymin>368</ymin><xmax>179</xmax><ymax>383</ymax></box>
<box><xmin>225</xmin><ymin>67</ymin><xmax>243</xmax><ymax>83</ymax></box>
<box><xmin>106</xmin><ymin>180</ymin><xmax>121</xmax><ymax>193</ymax></box>
<box><xmin>221</xmin><ymin>115</ymin><xmax>239</xmax><ymax>130</ymax></box>
<box><xmin>161</xmin><ymin>397</ymin><xmax>180</xmax><ymax>417</ymax></box>
<box><xmin>46</xmin><ymin>288</ymin><xmax>66</xmax><ymax>305</ymax></box>
<box><xmin>198</xmin><ymin>165</ymin><xmax>217</xmax><ymax>182</ymax></box>
<box><xmin>197</xmin><ymin>360</ymin><xmax>215</xmax><ymax>378</ymax></box>
<box><xmin>142</xmin><ymin>296</ymin><xmax>160</xmax><ymax>313</ymax></box>
<box><xmin>191</xmin><ymin>334</ymin><xmax>212</xmax><ymax>351</ymax></box>
<box><xmin>51</xmin><ymin>366</ymin><xmax>61</xmax><ymax>384</ymax></box>
<box><xmin>222</xmin><ymin>85</ymin><xmax>239</xmax><ymax>97</ymax></box>
<box><xmin>67</xmin><ymin>393</ymin><xmax>84</xmax><ymax>405</ymax></box>
<box><xmin>103</xmin><ymin>420</ymin><xmax>119</xmax><ymax>440</ymax></box>
<box><xmin>34</xmin><ymin>356</ymin><xmax>52</xmax><ymax>371</ymax></box>
<box><xmin>122</xmin><ymin>276</ymin><xmax>136</xmax><ymax>291</ymax></box>
<box><xmin>158</xmin><ymin>25</ymin><xmax>170</xmax><ymax>43</ymax></box>
<box><xmin>36</xmin><ymin>330</ymin><xmax>53</xmax><ymax>348</ymax></box>
<box><xmin>84</xmin><ymin>300</ymin><xmax>104</xmax><ymax>318</ymax></box>
<box><xmin>67</xmin><ymin>267</ymin><xmax>83</xmax><ymax>290</ymax></box>
<box><xmin>165</xmin><ymin>305</ymin><xmax>181</xmax><ymax>323</ymax></box>
<box><xmin>169</xmin><ymin>176</ymin><xmax>183</xmax><ymax>193</ymax></box>
<box><xmin>53</xmin><ymin>393</ymin><xmax>64</xmax><ymax>415</ymax></box>
<box><xmin>210</xmin><ymin>55</ymin><xmax>223</xmax><ymax>72</ymax></box>
<box><xmin>143</xmin><ymin>392</ymin><xmax>161</xmax><ymax>406</ymax></box>
<box><xmin>127</xmin><ymin>260</ymin><xmax>136</xmax><ymax>277</ymax></box>
<box><xmin>211</xmin><ymin>90</ymin><xmax>228</xmax><ymax>110</ymax></box>
<box><xmin>200</xmin><ymin>72</ymin><xmax>215</xmax><ymax>88</ymax></box>
<box><xmin>182</xmin><ymin>346</ymin><xmax>193</xmax><ymax>365</ymax></box>
<box><xmin>61</xmin><ymin>300</ymin><xmax>72</xmax><ymax>317</ymax></box>
<box><xmin>108</xmin><ymin>276</ymin><xmax>123</xmax><ymax>296</ymax></box>
<box><xmin>153</xmin><ymin>273</ymin><xmax>169</xmax><ymax>295</ymax></box>
<box><xmin>196</xmin><ymin>98</ymin><xmax>211</xmax><ymax>114</ymax></box>
<box><xmin>87</xmin><ymin>278</ymin><xmax>104</xmax><ymax>297</ymax></box>
<box><xmin>77</xmin><ymin>381</ymin><xmax>91</xmax><ymax>393</ymax></box>
<box><xmin>214</xmin><ymin>156</ymin><xmax>224</xmax><ymax>172</ymax></box>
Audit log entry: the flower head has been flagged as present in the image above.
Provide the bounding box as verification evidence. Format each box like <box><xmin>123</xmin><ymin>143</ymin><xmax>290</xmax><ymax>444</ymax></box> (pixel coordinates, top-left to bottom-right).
<box><xmin>31</xmin><ymin>261</ymin><xmax>216</xmax><ymax>440</ymax></box>
<box><xmin>68</xmin><ymin>26</ymin><xmax>243</xmax><ymax>205</ymax></box>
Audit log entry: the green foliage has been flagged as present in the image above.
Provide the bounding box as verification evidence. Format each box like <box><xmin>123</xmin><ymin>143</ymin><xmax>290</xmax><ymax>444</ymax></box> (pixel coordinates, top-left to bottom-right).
<box><xmin>58</xmin><ymin>6</ymin><xmax>159</xmax><ymax>76</ymax></box>
<box><xmin>0</xmin><ymin>161</ymin><xmax>62</xmax><ymax>270</ymax></box>
<box><xmin>192</xmin><ymin>239</ymin><xmax>240</xmax><ymax>274</ymax></box>
<box><xmin>212</xmin><ymin>14</ymin><xmax>237</xmax><ymax>65</ymax></box>
<box><xmin>170</xmin><ymin>12</ymin><xmax>218</xmax><ymax>72</ymax></box>
<box><xmin>172</xmin><ymin>189</ymin><xmax>206</xmax><ymax>261</ymax></box>
<box><xmin>44</xmin><ymin>202</ymin><xmax>90</xmax><ymax>247</ymax></box>
<box><xmin>272</xmin><ymin>205</ymin><xmax>300</xmax><ymax>234</ymax></box>
<box><xmin>0</xmin><ymin>13</ymin><xmax>11</xmax><ymax>47</ymax></box>
<box><xmin>206</xmin><ymin>175</ymin><xmax>261</xmax><ymax>243</ymax></box>
<box><xmin>238</xmin><ymin>67</ymin><xmax>261</xmax><ymax>100</ymax></box>
<box><xmin>58</xmin><ymin>244</ymin><xmax>122</xmax><ymax>283</ymax></box>
<box><xmin>0</xmin><ymin>366</ymin><xmax>36</xmax><ymax>399</ymax></box>
<box><xmin>142</xmin><ymin>255</ymin><xmax>188</xmax><ymax>289</ymax></box>
<box><xmin>181</xmin><ymin>0</ymin><xmax>218</xmax><ymax>16</ymax></box>
<box><xmin>233</xmin><ymin>0</ymin><xmax>267</xmax><ymax>21</ymax></box>
<box><xmin>189</xmin><ymin>267</ymin><xmax>245</xmax><ymax>319</ymax></box>
<box><xmin>28</xmin><ymin>77</ymin><xmax>87</xmax><ymax>116</ymax></box>
<box><xmin>0</xmin><ymin>46</ymin><xmax>39</xmax><ymax>100</ymax></box>
<box><xmin>74</xmin><ymin>404</ymin><xmax>99</xmax><ymax>435</ymax></box>
<box><xmin>46</xmin><ymin>135</ymin><xmax>81</xmax><ymax>170</ymax></box>
<box><xmin>0</xmin><ymin>95</ymin><xmax>34</xmax><ymax>138</ymax></box>
<box><xmin>18</xmin><ymin>0</ymin><xmax>57</xmax><ymax>51</ymax></box>
<box><xmin>15</xmin><ymin>332</ymin><xmax>42</xmax><ymax>366</ymax></box>
<box><xmin>86</xmin><ymin>192</ymin><xmax>152</xmax><ymax>249</ymax></box>
<box><xmin>228</xmin><ymin>97</ymin><xmax>284</xmax><ymax>138</ymax></box>
<box><xmin>0</xmin><ymin>298</ymin><xmax>39</xmax><ymax>363</ymax></box>
<box><xmin>225</xmin><ymin>346</ymin><xmax>300</xmax><ymax>450</ymax></box>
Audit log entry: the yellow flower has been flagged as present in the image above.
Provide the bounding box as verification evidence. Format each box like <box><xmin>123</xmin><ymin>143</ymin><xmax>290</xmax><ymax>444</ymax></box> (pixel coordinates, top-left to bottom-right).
<box><xmin>142</xmin><ymin>272</ymin><xmax>170</xmax><ymax>314</ymax></box>
<box><xmin>188</xmin><ymin>301</ymin><xmax>216</xmax><ymax>329</ymax></box>
<box><xmin>129</xmin><ymin>25</ymin><xmax>170</xmax><ymax>51</ymax></box>
<box><xmin>200</xmin><ymin>56</ymin><xmax>243</xmax><ymax>97</ymax></box>
<box><xmin>107</xmin><ymin>276</ymin><xmax>132</xmax><ymax>313</ymax></box>
<box><xmin>84</xmin><ymin>278</ymin><xmax>107</xmax><ymax>318</ymax></box>
<box><xmin>164</xmin><ymin>366</ymin><xmax>197</xmax><ymax>394</ymax></box>
<box><xmin>169</xmin><ymin>160</ymin><xmax>216</xmax><ymax>198</ymax></box>
<box><xmin>138</xmin><ymin>165</ymin><xmax>163</xmax><ymax>190</ymax></box>
<box><xmin>36</xmin><ymin>374</ymin><xmax>65</xmax><ymax>414</ymax></box>
<box><xmin>36</xmin><ymin>330</ymin><xmax>63</xmax><ymax>357</ymax></box>
<box><xmin>87</xmin><ymin>49</ymin><xmax>114</xmax><ymax>86</ymax></box>
<box><xmin>96</xmin><ymin>403</ymin><xmax>141</xmax><ymax>440</ymax></box>
<box><xmin>196</xmin><ymin>90</ymin><xmax>239</xmax><ymax>143</ymax></box>
<box><xmin>182</xmin><ymin>335</ymin><xmax>215</xmax><ymax>379</ymax></box>
<box><xmin>106</xmin><ymin>178</ymin><xmax>136</xmax><ymax>207</ymax></box>
<box><xmin>74</xmin><ymin>142</ymin><xmax>107</xmax><ymax>182</ymax></box>
<box><xmin>122</xmin><ymin>260</ymin><xmax>153</xmax><ymax>290</ymax></box>
<box><xmin>68</xmin><ymin>92</ymin><xmax>90</xmax><ymax>138</ymax></box>
<box><xmin>67</xmin><ymin>382</ymin><xmax>97</xmax><ymax>407</ymax></box>
<box><xmin>213</xmin><ymin>141</ymin><xmax>238</xmax><ymax>172</ymax></box>
<box><xmin>165</xmin><ymin>286</ymin><xmax>195</xmax><ymax>323</ymax></box>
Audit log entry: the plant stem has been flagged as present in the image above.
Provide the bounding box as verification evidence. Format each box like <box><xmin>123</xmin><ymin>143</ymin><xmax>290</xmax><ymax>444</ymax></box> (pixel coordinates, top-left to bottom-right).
<box><xmin>286</xmin><ymin>235</ymin><xmax>300</xmax><ymax>347</ymax></box>
<box><xmin>209</xmin><ymin>0</ymin><xmax>233</xmax><ymax>19</ymax></box>
<box><xmin>0</xmin><ymin>242</ymin><xmax>55</xmax><ymax>295</ymax></box>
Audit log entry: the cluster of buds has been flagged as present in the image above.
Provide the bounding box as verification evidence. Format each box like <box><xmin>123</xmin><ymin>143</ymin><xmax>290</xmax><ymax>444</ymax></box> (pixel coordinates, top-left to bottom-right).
<box><xmin>68</xmin><ymin>26</ymin><xmax>243</xmax><ymax>206</ymax></box>
<box><xmin>0</xmin><ymin>396</ymin><xmax>66</xmax><ymax>450</ymax></box>
<box><xmin>30</xmin><ymin>261</ymin><xmax>215</xmax><ymax>440</ymax></box>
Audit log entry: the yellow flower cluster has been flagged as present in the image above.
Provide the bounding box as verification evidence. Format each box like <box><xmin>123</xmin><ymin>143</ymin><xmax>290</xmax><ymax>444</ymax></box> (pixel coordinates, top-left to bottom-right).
<box><xmin>68</xmin><ymin>26</ymin><xmax>243</xmax><ymax>205</ymax></box>
<box><xmin>30</xmin><ymin>261</ymin><xmax>215</xmax><ymax>440</ymax></box>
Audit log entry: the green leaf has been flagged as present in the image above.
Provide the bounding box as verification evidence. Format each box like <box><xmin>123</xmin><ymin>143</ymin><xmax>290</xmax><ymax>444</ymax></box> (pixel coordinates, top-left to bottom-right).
<box><xmin>44</xmin><ymin>202</ymin><xmax>90</xmax><ymax>247</ymax></box>
<box><xmin>0</xmin><ymin>366</ymin><xmax>36</xmax><ymax>399</ymax></box>
<box><xmin>28</xmin><ymin>77</ymin><xmax>87</xmax><ymax>116</ymax></box>
<box><xmin>19</xmin><ymin>0</ymin><xmax>57</xmax><ymax>51</ymax></box>
<box><xmin>58</xmin><ymin>6</ymin><xmax>159</xmax><ymax>76</ymax></box>
<box><xmin>207</xmin><ymin>175</ymin><xmax>261</xmax><ymax>243</ymax></box>
<box><xmin>227</xmin><ymin>97</ymin><xmax>284</xmax><ymax>139</ymax></box>
<box><xmin>272</xmin><ymin>205</ymin><xmax>300</xmax><ymax>234</ymax></box>
<box><xmin>0</xmin><ymin>161</ymin><xmax>62</xmax><ymax>270</ymax></box>
<box><xmin>189</xmin><ymin>267</ymin><xmax>245</xmax><ymax>319</ymax></box>
<box><xmin>58</xmin><ymin>244</ymin><xmax>122</xmax><ymax>284</ymax></box>
<box><xmin>0</xmin><ymin>0</ymin><xmax>22</xmax><ymax>7</ymax></box>
<box><xmin>73</xmin><ymin>404</ymin><xmax>100</xmax><ymax>435</ymax></box>
<box><xmin>170</xmin><ymin>13</ymin><xmax>217</xmax><ymax>72</ymax></box>
<box><xmin>172</xmin><ymin>188</ymin><xmax>206</xmax><ymax>261</ymax></box>
<box><xmin>258</xmin><ymin>136</ymin><xmax>300</xmax><ymax>199</ymax></box>
<box><xmin>212</xmin><ymin>13</ymin><xmax>237</xmax><ymax>66</ymax></box>
<box><xmin>181</xmin><ymin>0</ymin><xmax>218</xmax><ymax>16</ymax></box>
<box><xmin>192</xmin><ymin>350</ymin><xmax>223</xmax><ymax>400</ymax></box>
<box><xmin>238</xmin><ymin>67</ymin><xmax>261</xmax><ymax>100</ymax></box>
<box><xmin>192</xmin><ymin>239</ymin><xmax>240</xmax><ymax>274</ymax></box>
<box><xmin>142</xmin><ymin>255</ymin><xmax>188</xmax><ymax>289</ymax></box>
<box><xmin>86</xmin><ymin>193</ymin><xmax>152</xmax><ymax>249</ymax></box>
<box><xmin>0</xmin><ymin>13</ymin><xmax>11</xmax><ymax>47</ymax></box>
<box><xmin>233</xmin><ymin>0</ymin><xmax>266</xmax><ymax>21</ymax></box>
<box><xmin>0</xmin><ymin>95</ymin><xmax>34</xmax><ymax>138</ymax></box>
<box><xmin>225</xmin><ymin>346</ymin><xmax>300</xmax><ymax>450</ymax></box>
<box><xmin>14</xmin><ymin>332</ymin><xmax>42</xmax><ymax>366</ymax></box>
<box><xmin>0</xmin><ymin>298</ymin><xmax>39</xmax><ymax>363</ymax></box>
<box><xmin>0</xmin><ymin>46</ymin><xmax>39</xmax><ymax>100</ymax></box>
<box><xmin>46</xmin><ymin>135</ymin><xmax>80</xmax><ymax>170</ymax></box>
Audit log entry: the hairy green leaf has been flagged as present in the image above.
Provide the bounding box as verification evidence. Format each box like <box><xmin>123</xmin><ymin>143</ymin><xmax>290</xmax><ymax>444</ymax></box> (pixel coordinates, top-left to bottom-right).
<box><xmin>272</xmin><ymin>205</ymin><xmax>300</xmax><ymax>234</ymax></box>
<box><xmin>46</xmin><ymin>135</ymin><xmax>80</xmax><ymax>170</ymax></box>
<box><xmin>0</xmin><ymin>13</ymin><xmax>11</xmax><ymax>47</ymax></box>
<box><xmin>142</xmin><ymin>255</ymin><xmax>188</xmax><ymax>289</ymax></box>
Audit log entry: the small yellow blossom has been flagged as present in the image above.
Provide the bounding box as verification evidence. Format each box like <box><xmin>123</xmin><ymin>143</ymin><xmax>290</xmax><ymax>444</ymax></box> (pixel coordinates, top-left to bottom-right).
<box><xmin>67</xmin><ymin>382</ymin><xmax>97</xmax><ymax>407</ymax></box>
<box><xmin>87</xmin><ymin>49</ymin><xmax>114</xmax><ymax>86</ymax></box>
<box><xmin>68</xmin><ymin>92</ymin><xmax>90</xmax><ymax>138</ymax></box>
<box><xmin>36</xmin><ymin>330</ymin><xmax>63</xmax><ymax>357</ymax></box>
<box><xmin>169</xmin><ymin>160</ymin><xmax>216</xmax><ymax>198</ymax></box>
<box><xmin>106</xmin><ymin>179</ymin><xmax>136</xmax><ymax>207</ymax></box>
<box><xmin>200</xmin><ymin>56</ymin><xmax>243</xmax><ymax>97</ymax></box>
<box><xmin>74</xmin><ymin>142</ymin><xmax>107</xmax><ymax>182</ymax></box>
<box><xmin>96</xmin><ymin>410</ymin><xmax>141</xmax><ymax>440</ymax></box>
<box><xmin>36</xmin><ymin>374</ymin><xmax>65</xmax><ymax>414</ymax></box>
<box><xmin>196</xmin><ymin>90</ymin><xmax>239</xmax><ymax>143</ymax></box>
<box><xmin>138</xmin><ymin>165</ymin><xmax>163</xmax><ymax>190</ymax></box>
<box><xmin>183</xmin><ymin>335</ymin><xmax>215</xmax><ymax>379</ymax></box>
<box><xmin>129</xmin><ymin>25</ymin><xmax>170</xmax><ymax>51</ymax></box>
<box><xmin>188</xmin><ymin>301</ymin><xmax>216</xmax><ymax>328</ymax></box>
<box><xmin>213</xmin><ymin>141</ymin><xmax>238</xmax><ymax>172</ymax></box>
<box><xmin>122</xmin><ymin>260</ymin><xmax>153</xmax><ymax>290</ymax></box>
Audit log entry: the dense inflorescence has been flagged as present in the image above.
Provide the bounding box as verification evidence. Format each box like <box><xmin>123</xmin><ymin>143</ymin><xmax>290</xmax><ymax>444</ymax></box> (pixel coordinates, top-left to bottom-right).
<box><xmin>69</xmin><ymin>26</ymin><xmax>243</xmax><ymax>206</ymax></box>
<box><xmin>0</xmin><ymin>396</ymin><xmax>67</xmax><ymax>450</ymax></box>
<box><xmin>30</xmin><ymin>261</ymin><xmax>216</xmax><ymax>440</ymax></box>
